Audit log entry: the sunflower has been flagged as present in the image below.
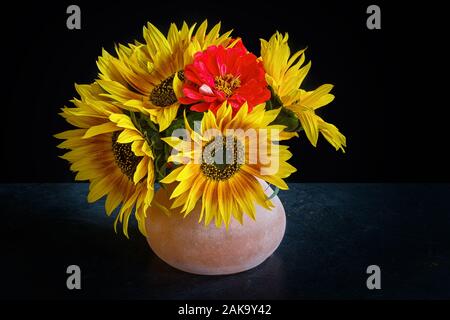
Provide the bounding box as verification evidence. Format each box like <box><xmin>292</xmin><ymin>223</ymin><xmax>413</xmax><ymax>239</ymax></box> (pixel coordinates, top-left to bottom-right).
<box><xmin>97</xmin><ymin>20</ymin><xmax>233</xmax><ymax>131</ymax></box>
<box><xmin>260</xmin><ymin>32</ymin><xmax>346</xmax><ymax>151</ymax></box>
<box><xmin>55</xmin><ymin>83</ymin><xmax>154</xmax><ymax>237</ymax></box>
<box><xmin>160</xmin><ymin>102</ymin><xmax>297</xmax><ymax>228</ymax></box>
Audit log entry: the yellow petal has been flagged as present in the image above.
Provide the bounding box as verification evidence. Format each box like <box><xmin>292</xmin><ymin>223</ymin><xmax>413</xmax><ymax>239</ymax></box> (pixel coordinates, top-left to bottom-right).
<box><xmin>117</xmin><ymin>129</ymin><xmax>144</xmax><ymax>144</ymax></box>
<box><xmin>182</xmin><ymin>176</ymin><xmax>206</xmax><ymax>215</ymax></box>
<box><xmin>297</xmin><ymin>109</ymin><xmax>319</xmax><ymax>147</ymax></box>
<box><xmin>157</xmin><ymin>104</ymin><xmax>179</xmax><ymax>132</ymax></box>
<box><xmin>133</xmin><ymin>157</ymin><xmax>149</xmax><ymax>184</ymax></box>
<box><xmin>160</xmin><ymin>166</ymin><xmax>184</xmax><ymax>184</ymax></box>
<box><xmin>301</xmin><ymin>84</ymin><xmax>334</xmax><ymax>109</ymax></box>
<box><xmin>171</xmin><ymin>178</ymin><xmax>193</xmax><ymax>199</ymax></box>
<box><xmin>83</xmin><ymin>122</ymin><xmax>119</xmax><ymax>139</ymax></box>
<box><xmin>109</xmin><ymin>113</ymin><xmax>138</xmax><ymax>130</ymax></box>
<box><xmin>203</xmin><ymin>181</ymin><xmax>218</xmax><ymax>226</ymax></box>
<box><xmin>88</xmin><ymin>175</ymin><xmax>115</xmax><ymax>203</ymax></box>
<box><xmin>162</xmin><ymin>136</ymin><xmax>191</xmax><ymax>151</ymax></box>
<box><xmin>318</xmin><ymin>118</ymin><xmax>347</xmax><ymax>152</ymax></box>
<box><xmin>217</xmin><ymin>181</ymin><xmax>231</xmax><ymax>228</ymax></box>
<box><xmin>131</xmin><ymin>140</ymin><xmax>145</xmax><ymax>156</ymax></box>
<box><xmin>54</xmin><ymin>129</ymin><xmax>86</xmax><ymax>140</ymax></box>
<box><xmin>177</xmin><ymin>164</ymin><xmax>199</xmax><ymax>180</ymax></box>
<box><xmin>241</xmin><ymin>165</ymin><xmax>289</xmax><ymax>190</ymax></box>
<box><xmin>173</xmin><ymin>72</ymin><xmax>184</xmax><ymax>99</ymax></box>
<box><xmin>97</xmin><ymin>80</ymin><xmax>141</xmax><ymax>102</ymax></box>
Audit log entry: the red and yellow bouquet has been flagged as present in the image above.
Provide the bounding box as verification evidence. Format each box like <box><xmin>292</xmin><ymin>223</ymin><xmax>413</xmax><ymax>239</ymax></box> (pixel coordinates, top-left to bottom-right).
<box><xmin>56</xmin><ymin>21</ymin><xmax>346</xmax><ymax>237</ymax></box>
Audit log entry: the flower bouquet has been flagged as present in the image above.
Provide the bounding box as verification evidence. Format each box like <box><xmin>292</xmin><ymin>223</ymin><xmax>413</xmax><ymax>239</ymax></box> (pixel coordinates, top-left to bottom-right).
<box><xmin>56</xmin><ymin>21</ymin><xmax>345</xmax><ymax>275</ymax></box>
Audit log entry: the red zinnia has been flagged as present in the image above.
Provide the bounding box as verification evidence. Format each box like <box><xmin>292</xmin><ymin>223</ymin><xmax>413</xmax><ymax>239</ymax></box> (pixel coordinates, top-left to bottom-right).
<box><xmin>180</xmin><ymin>40</ymin><xmax>271</xmax><ymax>114</ymax></box>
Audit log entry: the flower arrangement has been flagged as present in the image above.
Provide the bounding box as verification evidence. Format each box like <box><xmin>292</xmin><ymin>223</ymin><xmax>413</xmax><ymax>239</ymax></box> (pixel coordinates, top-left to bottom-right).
<box><xmin>56</xmin><ymin>21</ymin><xmax>346</xmax><ymax>238</ymax></box>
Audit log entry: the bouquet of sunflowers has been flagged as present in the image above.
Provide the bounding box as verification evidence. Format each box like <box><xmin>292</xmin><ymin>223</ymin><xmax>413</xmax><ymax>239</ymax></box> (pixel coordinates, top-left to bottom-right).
<box><xmin>56</xmin><ymin>21</ymin><xmax>345</xmax><ymax>238</ymax></box>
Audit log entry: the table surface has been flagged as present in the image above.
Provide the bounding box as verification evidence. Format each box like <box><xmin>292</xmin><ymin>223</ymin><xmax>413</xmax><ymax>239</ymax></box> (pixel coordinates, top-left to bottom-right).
<box><xmin>1</xmin><ymin>183</ymin><xmax>449</xmax><ymax>299</ymax></box>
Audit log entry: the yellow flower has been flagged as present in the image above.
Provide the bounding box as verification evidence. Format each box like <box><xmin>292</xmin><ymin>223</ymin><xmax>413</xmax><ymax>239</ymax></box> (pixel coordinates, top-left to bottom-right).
<box><xmin>261</xmin><ymin>32</ymin><xmax>346</xmax><ymax>152</ymax></box>
<box><xmin>97</xmin><ymin>20</ymin><xmax>232</xmax><ymax>131</ymax></box>
<box><xmin>160</xmin><ymin>102</ymin><xmax>297</xmax><ymax>228</ymax></box>
<box><xmin>55</xmin><ymin>83</ymin><xmax>155</xmax><ymax>237</ymax></box>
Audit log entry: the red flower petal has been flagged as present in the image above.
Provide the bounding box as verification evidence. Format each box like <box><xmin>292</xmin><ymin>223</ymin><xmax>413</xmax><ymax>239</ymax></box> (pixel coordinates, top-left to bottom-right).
<box><xmin>181</xmin><ymin>40</ymin><xmax>270</xmax><ymax>115</ymax></box>
<box><xmin>190</xmin><ymin>102</ymin><xmax>213</xmax><ymax>112</ymax></box>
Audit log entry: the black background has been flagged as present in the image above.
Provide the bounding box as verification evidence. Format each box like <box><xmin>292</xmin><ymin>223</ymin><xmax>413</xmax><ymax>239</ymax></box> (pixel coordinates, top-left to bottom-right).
<box><xmin>1</xmin><ymin>0</ymin><xmax>447</xmax><ymax>182</ymax></box>
<box><xmin>1</xmin><ymin>0</ymin><xmax>450</xmax><ymax>304</ymax></box>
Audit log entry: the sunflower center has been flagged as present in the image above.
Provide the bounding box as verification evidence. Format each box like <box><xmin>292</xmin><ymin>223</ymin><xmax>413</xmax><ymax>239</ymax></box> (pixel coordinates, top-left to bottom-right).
<box><xmin>214</xmin><ymin>74</ymin><xmax>241</xmax><ymax>97</ymax></box>
<box><xmin>111</xmin><ymin>132</ymin><xmax>142</xmax><ymax>180</ymax></box>
<box><xmin>200</xmin><ymin>136</ymin><xmax>244</xmax><ymax>181</ymax></box>
<box><xmin>149</xmin><ymin>71</ymin><xmax>184</xmax><ymax>107</ymax></box>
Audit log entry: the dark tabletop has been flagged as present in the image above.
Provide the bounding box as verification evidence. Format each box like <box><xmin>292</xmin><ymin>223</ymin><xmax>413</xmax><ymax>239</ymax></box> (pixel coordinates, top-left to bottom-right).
<box><xmin>1</xmin><ymin>183</ymin><xmax>449</xmax><ymax>299</ymax></box>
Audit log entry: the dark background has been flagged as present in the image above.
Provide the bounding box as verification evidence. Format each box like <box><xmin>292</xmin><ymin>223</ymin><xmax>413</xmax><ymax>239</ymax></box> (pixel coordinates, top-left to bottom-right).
<box><xmin>1</xmin><ymin>0</ymin><xmax>449</xmax><ymax>303</ymax></box>
<box><xmin>1</xmin><ymin>0</ymin><xmax>447</xmax><ymax>183</ymax></box>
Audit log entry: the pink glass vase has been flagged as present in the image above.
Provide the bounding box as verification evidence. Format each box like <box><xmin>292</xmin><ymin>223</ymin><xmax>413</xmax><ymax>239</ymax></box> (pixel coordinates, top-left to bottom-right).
<box><xmin>145</xmin><ymin>180</ymin><xmax>286</xmax><ymax>275</ymax></box>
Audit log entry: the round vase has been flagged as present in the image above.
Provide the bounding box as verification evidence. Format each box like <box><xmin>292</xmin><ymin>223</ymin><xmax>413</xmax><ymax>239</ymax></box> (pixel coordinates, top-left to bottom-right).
<box><xmin>145</xmin><ymin>180</ymin><xmax>286</xmax><ymax>275</ymax></box>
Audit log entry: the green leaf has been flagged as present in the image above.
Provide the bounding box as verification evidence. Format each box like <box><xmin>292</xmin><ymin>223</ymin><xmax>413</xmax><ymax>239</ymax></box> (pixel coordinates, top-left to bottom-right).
<box><xmin>266</xmin><ymin>97</ymin><xmax>273</xmax><ymax>110</ymax></box>
<box><xmin>268</xmin><ymin>86</ymin><xmax>283</xmax><ymax>109</ymax></box>
<box><xmin>163</xmin><ymin>117</ymin><xmax>185</xmax><ymax>137</ymax></box>
<box><xmin>186</xmin><ymin>111</ymin><xmax>204</xmax><ymax>132</ymax></box>
<box><xmin>270</xmin><ymin>106</ymin><xmax>301</xmax><ymax>132</ymax></box>
<box><xmin>154</xmin><ymin>153</ymin><xmax>167</xmax><ymax>182</ymax></box>
<box><xmin>143</xmin><ymin>116</ymin><xmax>158</xmax><ymax>132</ymax></box>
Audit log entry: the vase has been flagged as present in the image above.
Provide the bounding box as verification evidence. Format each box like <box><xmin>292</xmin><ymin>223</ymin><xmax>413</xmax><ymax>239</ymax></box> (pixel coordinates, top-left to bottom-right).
<box><xmin>145</xmin><ymin>180</ymin><xmax>286</xmax><ymax>275</ymax></box>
